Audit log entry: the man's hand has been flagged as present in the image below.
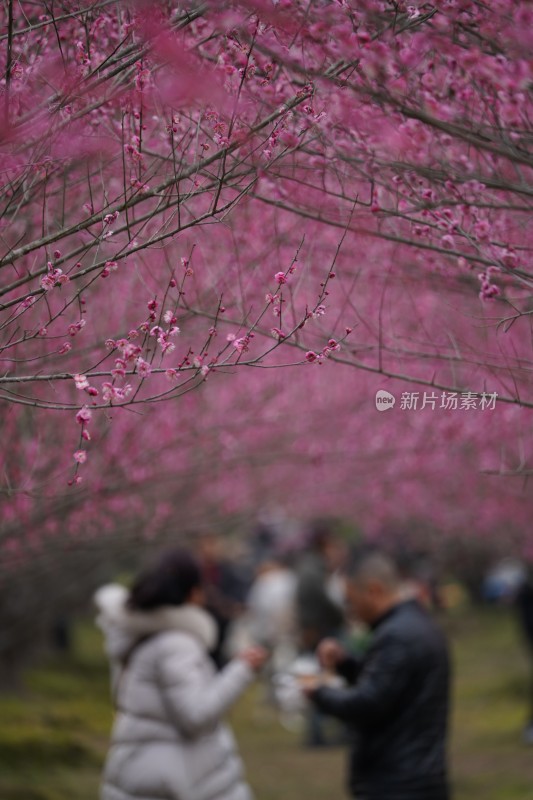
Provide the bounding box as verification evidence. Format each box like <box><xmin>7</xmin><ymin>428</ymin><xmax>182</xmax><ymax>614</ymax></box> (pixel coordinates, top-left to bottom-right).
<box><xmin>299</xmin><ymin>675</ymin><xmax>323</xmax><ymax>697</ymax></box>
<box><xmin>239</xmin><ymin>645</ymin><xmax>269</xmax><ymax>672</ymax></box>
<box><xmin>317</xmin><ymin>638</ymin><xmax>346</xmax><ymax>671</ymax></box>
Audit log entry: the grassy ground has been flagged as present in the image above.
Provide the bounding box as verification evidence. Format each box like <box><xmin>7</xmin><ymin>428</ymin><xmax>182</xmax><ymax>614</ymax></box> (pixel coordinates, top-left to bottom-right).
<box><xmin>1</xmin><ymin>606</ymin><xmax>532</xmax><ymax>800</ymax></box>
<box><xmin>448</xmin><ymin>608</ymin><xmax>533</xmax><ymax>799</ymax></box>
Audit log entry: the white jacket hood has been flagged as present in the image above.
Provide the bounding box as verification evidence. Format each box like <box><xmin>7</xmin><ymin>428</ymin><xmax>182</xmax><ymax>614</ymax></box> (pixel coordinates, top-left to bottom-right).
<box><xmin>94</xmin><ymin>583</ymin><xmax>218</xmax><ymax>662</ymax></box>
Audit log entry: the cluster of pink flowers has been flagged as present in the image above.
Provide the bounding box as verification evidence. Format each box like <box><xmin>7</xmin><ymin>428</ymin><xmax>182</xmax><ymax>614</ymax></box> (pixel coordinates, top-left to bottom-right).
<box><xmin>73</xmin><ymin>374</ymin><xmax>89</xmax><ymax>391</ymax></box>
<box><xmin>116</xmin><ymin>339</ymin><xmax>142</xmax><ymax>362</ymax></box>
<box><xmin>478</xmin><ymin>269</ymin><xmax>501</xmax><ymax>301</ymax></box>
<box><xmin>15</xmin><ymin>296</ymin><xmax>37</xmax><ymax>318</ymax></box>
<box><xmin>323</xmin><ymin>339</ymin><xmax>341</xmax><ymax>357</ymax></box>
<box><xmin>233</xmin><ymin>335</ymin><xmax>252</xmax><ymax>354</ymax></box>
<box><xmin>305</xmin><ymin>339</ymin><xmax>341</xmax><ymax>364</ymax></box>
<box><xmin>68</xmin><ymin>319</ymin><xmax>86</xmax><ymax>337</ymax></box>
<box><xmin>75</xmin><ymin>406</ymin><xmax>92</xmax><ymax>426</ymax></box>
<box><xmin>101</xmin><ymin>261</ymin><xmax>118</xmax><ymax>278</ymax></box>
<box><xmin>136</xmin><ymin>357</ymin><xmax>152</xmax><ymax>378</ymax></box>
<box><xmin>125</xmin><ymin>136</ymin><xmax>145</xmax><ymax>166</ymax></box>
<box><xmin>271</xmin><ymin>327</ymin><xmax>285</xmax><ymax>340</ymax></box>
<box><xmin>150</xmin><ymin>321</ymin><xmax>179</xmax><ymax>355</ymax></box>
<box><xmin>101</xmin><ymin>382</ymin><xmax>132</xmax><ymax>402</ymax></box>
<box><xmin>181</xmin><ymin>257</ymin><xmax>194</xmax><ymax>277</ymax></box>
<box><xmin>40</xmin><ymin>263</ymin><xmax>69</xmax><ymax>291</ymax></box>
<box><xmin>0</xmin><ymin>0</ymin><xmax>532</xmax><ymax>513</ymax></box>
<box><xmin>103</xmin><ymin>211</ymin><xmax>119</xmax><ymax>226</ymax></box>
<box><xmin>111</xmin><ymin>359</ymin><xmax>127</xmax><ymax>378</ymax></box>
<box><xmin>72</xmin><ymin>405</ymin><xmax>93</xmax><ymax>474</ymax></box>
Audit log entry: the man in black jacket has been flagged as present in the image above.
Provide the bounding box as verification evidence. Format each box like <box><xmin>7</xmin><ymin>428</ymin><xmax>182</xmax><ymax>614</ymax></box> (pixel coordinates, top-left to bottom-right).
<box><xmin>306</xmin><ymin>551</ymin><xmax>450</xmax><ymax>800</ymax></box>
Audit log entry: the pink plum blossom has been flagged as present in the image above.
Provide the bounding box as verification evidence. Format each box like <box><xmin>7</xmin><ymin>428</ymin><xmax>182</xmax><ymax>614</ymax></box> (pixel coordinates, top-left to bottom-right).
<box><xmin>73</xmin><ymin>374</ymin><xmax>89</xmax><ymax>390</ymax></box>
<box><xmin>136</xmin><ymin>358</ymin><xmax>152</xmax><ymax>377</ymax></box>
<box><xmin>76</xmin><ymin>406</ymin><xmax>92</xmax><ymax>425</ymax></box>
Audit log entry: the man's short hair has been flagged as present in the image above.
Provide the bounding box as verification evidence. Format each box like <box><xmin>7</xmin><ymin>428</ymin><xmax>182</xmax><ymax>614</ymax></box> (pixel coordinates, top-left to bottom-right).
<box><xmin>350</xmin><ymin>550</ymin><xmax>402</xmax><ymax>591</ymax></box>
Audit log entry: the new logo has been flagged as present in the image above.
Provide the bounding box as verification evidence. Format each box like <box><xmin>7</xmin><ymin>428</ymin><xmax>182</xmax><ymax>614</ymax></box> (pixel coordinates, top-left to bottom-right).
<box><xmin>375</xmin><ymin>389</ymin><xmax>396</xmax><ymax>412</ymax></box>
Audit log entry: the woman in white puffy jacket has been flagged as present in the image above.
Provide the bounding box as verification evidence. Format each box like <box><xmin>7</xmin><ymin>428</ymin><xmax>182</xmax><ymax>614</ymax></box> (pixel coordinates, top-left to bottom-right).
<box><xmin>95</xmin><ymin>547</ymin><xmax>266</xmax><ymax>800</ymax></box>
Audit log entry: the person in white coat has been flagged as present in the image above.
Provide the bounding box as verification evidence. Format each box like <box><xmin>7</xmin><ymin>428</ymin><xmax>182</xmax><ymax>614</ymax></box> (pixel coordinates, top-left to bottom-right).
<box><xmin>95</xmin><ymin>547</ymin><xmax>267</xmax><ymax>800</ymax></box>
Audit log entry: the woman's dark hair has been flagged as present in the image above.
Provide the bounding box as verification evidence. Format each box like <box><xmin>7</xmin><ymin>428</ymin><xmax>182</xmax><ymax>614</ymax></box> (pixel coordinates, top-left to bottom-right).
<box><xmin>128</xmin><ymin>547</ymin><xmax>203</xmax><ymax>611</ymax></box>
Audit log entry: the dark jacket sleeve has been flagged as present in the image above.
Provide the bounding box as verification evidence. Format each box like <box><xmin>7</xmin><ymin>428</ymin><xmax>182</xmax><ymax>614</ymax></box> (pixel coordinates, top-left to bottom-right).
<box><xmin>311</xmin><ymin>634</ymin><xmax>413</xmax><ymax>726</ymax></box>
<box><xmin>336</xmin><ymin>654</ymin><xmax>364</xmax><ymax>685</ymax></box>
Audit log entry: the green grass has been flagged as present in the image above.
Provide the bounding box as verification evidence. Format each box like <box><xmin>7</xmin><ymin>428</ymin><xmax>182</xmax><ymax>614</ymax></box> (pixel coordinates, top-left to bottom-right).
<box><xmin>0</xmin><ymin>625</ymin><xmax>111</xmax><ymax>800</ymax></box>
<box><xmin>1</xmin><ymin>607</ymin><xmax>532</xmax><ymax>799</ymax></box>
<box><xmin>447</xmin><ymin>607</ymin><xmax>533</xmax><ymax>800</ymax></box>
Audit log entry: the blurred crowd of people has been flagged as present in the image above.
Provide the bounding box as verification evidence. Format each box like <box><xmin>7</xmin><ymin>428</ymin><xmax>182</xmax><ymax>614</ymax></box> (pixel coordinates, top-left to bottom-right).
<box><xmin>194</xmin><ymin>520</ymin><xmax>440</xmax><ymax>675</ymax></box>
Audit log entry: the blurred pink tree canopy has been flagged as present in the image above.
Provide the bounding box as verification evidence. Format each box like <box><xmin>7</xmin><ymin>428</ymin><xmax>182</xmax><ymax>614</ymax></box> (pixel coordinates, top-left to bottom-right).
<box><xmin>1</xmin><ymin>0</ymin><xmax>533</xmax><ymax>590</ymax></box>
